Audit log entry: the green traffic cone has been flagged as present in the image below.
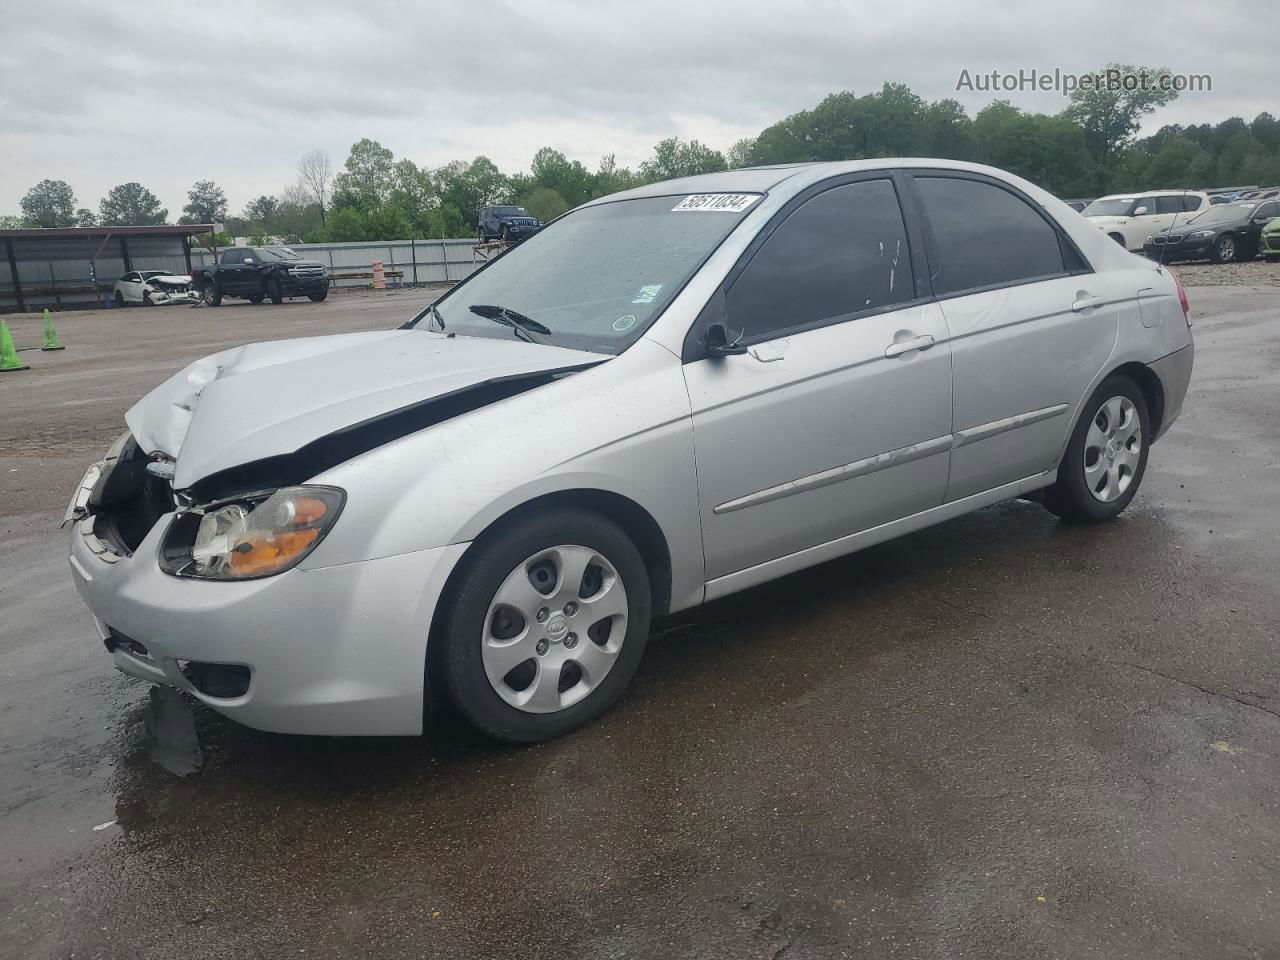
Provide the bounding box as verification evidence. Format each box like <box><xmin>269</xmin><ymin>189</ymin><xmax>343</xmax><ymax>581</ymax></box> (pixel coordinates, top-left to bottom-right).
<box><xmin>41</xmin><ymin>309</ymin><xmax>65</xmax><ymax>351</ymax></box>
<box><xmin>0</xmin><ymin>321</ymin><xmax>29</xmax><ymax>372</ymax></box>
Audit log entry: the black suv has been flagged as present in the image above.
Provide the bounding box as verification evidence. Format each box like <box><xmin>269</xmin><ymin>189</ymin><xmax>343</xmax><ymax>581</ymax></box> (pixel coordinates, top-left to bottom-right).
<box><xmin>478</xmin><ymin>206</ymin><xmax>541</xmax><ymax>243</ymax></box>
<box><xmin>191</xmin><ymin>246</ymin><xmax>329</xmax><ymax>306</ymax></box>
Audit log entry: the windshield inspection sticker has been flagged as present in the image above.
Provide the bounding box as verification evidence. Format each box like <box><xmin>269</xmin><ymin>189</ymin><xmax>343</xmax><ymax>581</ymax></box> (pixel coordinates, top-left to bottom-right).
<box><xmin>671</xmin><ymin>194</ymin><xmax>760</xmax><ymax>213</ymax></box>
<box><xmin>612</xmin><ymin>314</ymin><xmax>637</xmax><ymax>332</ymax></box>
<box><xmin>632</xmin><ymin>284</ymin><xmax>662</xmax><ymax>304</ymax></box>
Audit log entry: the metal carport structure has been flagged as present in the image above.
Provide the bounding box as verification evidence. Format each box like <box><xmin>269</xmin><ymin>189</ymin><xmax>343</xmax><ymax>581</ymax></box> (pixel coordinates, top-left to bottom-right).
<box><xmin>0</xmin><ymin>224</ymin><xmax>216</xmax><ymax>312</ymax></box>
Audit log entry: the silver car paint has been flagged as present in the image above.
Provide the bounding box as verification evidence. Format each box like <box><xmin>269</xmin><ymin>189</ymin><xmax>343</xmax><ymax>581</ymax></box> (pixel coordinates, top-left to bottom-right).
<box><xmin>69</xmin><ymin>159</ymin><xmax>1194</xmax><ymax>735</ymax></box>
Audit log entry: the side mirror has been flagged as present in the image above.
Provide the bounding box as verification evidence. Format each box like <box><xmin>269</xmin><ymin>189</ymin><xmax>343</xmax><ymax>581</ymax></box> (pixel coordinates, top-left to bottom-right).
<box><xmin>1133</xmin><ymin>206</ymin><xmax>1150</xmax><ymax>216</ymax></box>
<box><xmin>243</xmin><ymin>257</ymin><xmax>255</xmax><ymax>265</ymax></box>
<box><xmin>706</xmin><ymin>321</ymin><xmax>747</xmax><ymax>357</ymax></box>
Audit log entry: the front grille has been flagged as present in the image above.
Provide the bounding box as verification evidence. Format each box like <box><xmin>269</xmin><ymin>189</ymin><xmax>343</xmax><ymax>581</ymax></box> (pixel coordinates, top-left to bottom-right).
<box><xmin>289</xmin><ymin>266</ymin><xmax>327</xmax><ymax>280</ymax></box>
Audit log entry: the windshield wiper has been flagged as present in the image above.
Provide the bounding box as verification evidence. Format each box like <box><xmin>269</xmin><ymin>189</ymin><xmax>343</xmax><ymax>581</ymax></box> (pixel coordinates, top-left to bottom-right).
<box><xmin>468</xmin><ymin>304</ymin><xmax>551</xmax><ymax>343</ymax></box>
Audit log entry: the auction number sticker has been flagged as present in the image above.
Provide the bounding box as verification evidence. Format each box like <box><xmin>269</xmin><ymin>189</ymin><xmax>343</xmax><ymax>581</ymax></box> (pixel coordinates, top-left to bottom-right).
<box><xmin>671</xmin><ymin>194</ymin><xmax>760</xmax><ymax>213</ymax></box>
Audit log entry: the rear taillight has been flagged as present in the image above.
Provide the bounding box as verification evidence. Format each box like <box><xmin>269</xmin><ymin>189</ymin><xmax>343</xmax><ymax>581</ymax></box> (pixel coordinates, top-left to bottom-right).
<box><xmin>1170</xmin><ymin>268</ymin><xmax>1191</xmax><ymax>326</ymax></box>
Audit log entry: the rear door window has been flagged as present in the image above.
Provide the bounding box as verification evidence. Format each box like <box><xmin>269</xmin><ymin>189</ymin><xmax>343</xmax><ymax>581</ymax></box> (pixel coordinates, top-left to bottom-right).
<box><xmin>913</xmin><ymin>176</ymin><xmax>1068</xmax><ymax>296</ymax></box>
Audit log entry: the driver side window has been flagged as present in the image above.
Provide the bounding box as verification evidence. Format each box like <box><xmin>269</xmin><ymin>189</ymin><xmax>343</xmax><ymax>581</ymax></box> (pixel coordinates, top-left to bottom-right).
<box><xmin>726</xmin><ymin>179</ymin><xmax>914</xmax><ymax>342</ymax></box>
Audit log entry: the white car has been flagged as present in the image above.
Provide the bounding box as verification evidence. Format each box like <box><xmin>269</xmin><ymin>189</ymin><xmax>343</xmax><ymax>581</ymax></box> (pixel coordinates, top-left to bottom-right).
<box><xmin>69</xmin><ymin>159</ymin><xmax>1195</xmax><ymax>742</ymax></box>
<box><xmin>113</xmin><ymin>270</ymin><xmax>199</xmax><ymax>307</ymax></box>
<box><xmin>1083</xmin><ymin>191</ymin><xmax>1210</xmax><ymax>252</ymax></box>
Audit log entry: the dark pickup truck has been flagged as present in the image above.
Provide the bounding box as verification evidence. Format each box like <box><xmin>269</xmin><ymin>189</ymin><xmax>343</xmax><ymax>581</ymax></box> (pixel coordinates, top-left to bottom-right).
<box><xmin>192</xmin><ymin>246</ymin><xmax>330</xmax><ymax>306</ymax></box>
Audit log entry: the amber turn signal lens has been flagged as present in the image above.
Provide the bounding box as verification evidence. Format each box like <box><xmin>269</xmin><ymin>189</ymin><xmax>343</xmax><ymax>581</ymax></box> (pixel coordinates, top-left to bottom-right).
<box><xmin>289</xmin><ymin>496</ymin><xmax>330</xmax><ymax>526</ymax></box>
<box><xmin>228</xmin><ymin>529</ymin><xmax>320</xmax><ymax>577</ymax></box>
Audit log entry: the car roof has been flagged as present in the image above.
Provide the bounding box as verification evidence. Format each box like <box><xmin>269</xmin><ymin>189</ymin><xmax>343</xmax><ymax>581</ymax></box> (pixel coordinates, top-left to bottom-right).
<box><xmin>1093</xmin><ymin>190</ymin><xmax>1205</xmax><ymax>201</ymax></box>
<box><xmin>588</xmin><ymin>164</ymin><xmax>821</xmax><ymax>203</ymax></box>
<box><xmin>588</xmin><ymin>158</ymin><xmax>1092</xmax><ymax>206</ymax></box>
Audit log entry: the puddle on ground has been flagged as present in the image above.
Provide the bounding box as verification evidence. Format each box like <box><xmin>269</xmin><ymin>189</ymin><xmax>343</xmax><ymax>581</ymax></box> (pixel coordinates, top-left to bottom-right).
<box><xmin>143</xmin><ymin>686</ymin><xmax>204</xmax><ymax>776</ymax></box>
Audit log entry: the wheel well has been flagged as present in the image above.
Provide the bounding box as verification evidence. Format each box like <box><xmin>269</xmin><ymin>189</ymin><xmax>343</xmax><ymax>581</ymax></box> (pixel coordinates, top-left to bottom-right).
<box><xmin>495</xmin><ymin>490</ymin><xmax>671</xmax><ymax>617</ymax></box>
<box><xmin>1110</xmin><ymin>361</ymin><xmax>1165</xmax><ymax>438</ymax></box>
<box><xmin>423</xmin><ymin>489</ymin><xmax>674</xmax><ymax>718</ymax></box>
<box><xmin>1109</xmin><ymin>232</ymin><xmax>1126</xmax><ymax>245</ymax></box>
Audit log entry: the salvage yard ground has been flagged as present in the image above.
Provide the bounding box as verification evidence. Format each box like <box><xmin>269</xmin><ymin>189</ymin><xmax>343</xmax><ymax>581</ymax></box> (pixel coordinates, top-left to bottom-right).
<box><xmin>1</xmin><ymin>282</ymin><xmax>1279</xmax><ymax>958</ymax></box>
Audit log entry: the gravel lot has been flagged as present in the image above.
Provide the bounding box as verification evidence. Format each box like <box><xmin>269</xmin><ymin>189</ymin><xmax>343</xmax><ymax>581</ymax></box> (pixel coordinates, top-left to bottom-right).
<box><xmin>1169</xmin><ymin>257</ymin><xmax>1280</xmax><ymax>286</ymax></box>
<box><xmin>1</xmin><ymin>285</ymin><xmax>1279</xmax><ymax>959</ymax></box>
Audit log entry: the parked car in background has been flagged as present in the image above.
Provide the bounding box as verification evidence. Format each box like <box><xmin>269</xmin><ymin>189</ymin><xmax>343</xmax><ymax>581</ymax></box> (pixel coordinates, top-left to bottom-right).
<box><xmin>67</xmin><ymin>160</ymin><xmax>1194</xmax><ymax>742</ymax></box>
<box><xmin>1143</xmin><ymin>199</ymin><xmax>1280</xmax><ymax>263</ymax></box>
<box><xmin>1063</xmin><ymin>199</ymin><xmax>1091</xmax><ymax>213</ymax></box>
<box><xmin>1261</xmin><ymin>218</ymin><xmax>1280</xmax><ymax>261</ymax></box>
<box><xmin>190</xmin><ymin>246</ymin><xmax>329</xmax><ymax>306</ymax></box>
<box><xmin>1083</xmin><ymin>191</ymin><xmax>1210</xmax><ymax>251</ymax></box>
<box><xmin>478</xmin><ymin>205</ymin><xmax>542</xmax><ymax>243</ymax></box>
<box><xmin>113</xmin><ymin>270</ymin><xmax>198</xmax><ymax>307</ymax></box>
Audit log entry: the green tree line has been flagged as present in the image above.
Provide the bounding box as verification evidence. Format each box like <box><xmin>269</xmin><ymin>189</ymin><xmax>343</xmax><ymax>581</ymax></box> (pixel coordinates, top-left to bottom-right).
<box><xmin>8</xmin><ymin>65</ymin><xmax>1280</xmax><ymax>242</ymax></box>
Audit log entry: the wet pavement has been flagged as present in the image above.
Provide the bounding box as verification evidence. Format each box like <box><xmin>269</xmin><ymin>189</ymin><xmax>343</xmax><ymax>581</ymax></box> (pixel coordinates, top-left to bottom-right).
<box><xmin>2</xmin><ymin>286</ymin><xmax>1278</xmax><ymax>959</ymax></box>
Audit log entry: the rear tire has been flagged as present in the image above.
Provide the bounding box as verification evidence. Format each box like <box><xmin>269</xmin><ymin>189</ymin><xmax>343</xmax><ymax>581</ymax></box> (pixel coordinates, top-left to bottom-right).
<box><xmin>267</xmin><ymin>277</ymin><xmax>283</xmax><ymax>305</ymax></box>
<box><xmin>435</xmin><ymin>508</ymin><xmax>652</xmax><ymax>742</ymax></box>
<box><xmin>201</xmin><ymin>282</ymin><xmax>222</xmax><ymax>306</ymax></box>
<box><xmin>1043</xmin><ymin>374</ymin><xmax>1150</xmax><ymax>523</ymax></box>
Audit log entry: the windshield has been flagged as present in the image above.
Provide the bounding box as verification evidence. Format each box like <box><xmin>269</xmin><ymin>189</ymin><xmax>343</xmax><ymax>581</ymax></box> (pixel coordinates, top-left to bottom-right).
<box><xmin>414</xmin><ymin>194</ymin><xmax>760</xmax><ymax>354</ymax></box>
<box><xmin>258</xmin><ymin>247</ymin><xmax>301</xmax><ymax>261</ymax></box>
<box><xmin>1187</xmin><ymin>204</ymin><xmax>1251</xmax><ymax>226</ymax></box>
<box><xmin>494</xmin><ymin>206</ymin><xmax>531</xmax><ymax>217</ymax></box>
<box><xmin>1083</xmin><ymin>198</ymin><xmax>1139</xmax><ymax>217</ymax></box>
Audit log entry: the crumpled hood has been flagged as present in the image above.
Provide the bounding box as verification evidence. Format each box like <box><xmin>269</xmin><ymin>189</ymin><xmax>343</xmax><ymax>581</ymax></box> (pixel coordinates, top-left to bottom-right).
<box><xmin>146</xmin><ymin>274</ymin><xmax>194</xmax><ymax>285</ymax></box>
<box><xmin>126</xmin><ymin>329</ymin><xmax>604</xmax><ymax>489</ymax></box>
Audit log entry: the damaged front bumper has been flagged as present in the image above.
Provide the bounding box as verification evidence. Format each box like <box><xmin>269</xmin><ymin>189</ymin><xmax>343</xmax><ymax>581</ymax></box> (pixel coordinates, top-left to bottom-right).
<box><xmin>67</xmin><ymin>448</ymin><xmax>468</xmax><ymax>736</ymax></box>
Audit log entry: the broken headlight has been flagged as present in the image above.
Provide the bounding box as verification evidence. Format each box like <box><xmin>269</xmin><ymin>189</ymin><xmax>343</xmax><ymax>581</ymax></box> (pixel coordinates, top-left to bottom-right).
<box><xmin>161</xmin><ymin>486</ymin><xmax>345</xmax><ymax>580</ymax></box>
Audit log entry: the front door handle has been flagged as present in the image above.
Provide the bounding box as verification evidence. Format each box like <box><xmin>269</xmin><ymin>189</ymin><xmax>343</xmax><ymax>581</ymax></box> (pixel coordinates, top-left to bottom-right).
<box><xmin>1072</xmin><ymin>295</ymin><xmax>1106</xmax><ymax>313</ymax></box>
<box><xmin>884</xmin><ymin>334</ymin><xmax>935</xmax><ymax>358</ymax></box>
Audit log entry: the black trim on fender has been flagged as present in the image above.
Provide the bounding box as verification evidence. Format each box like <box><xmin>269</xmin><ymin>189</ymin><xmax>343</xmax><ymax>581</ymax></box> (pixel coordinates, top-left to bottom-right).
<box><xmin>186</xmin><ymin>362</ymin><xmax>603</xmax><ymax>502</ymax></box>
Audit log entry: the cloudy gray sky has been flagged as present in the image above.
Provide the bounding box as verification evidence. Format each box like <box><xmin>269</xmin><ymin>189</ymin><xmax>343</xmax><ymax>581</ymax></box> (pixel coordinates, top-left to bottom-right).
<box><xmin>1</xmin><ymin>0</ymin><xmax>1276</xmax><ymax>216</ymax></box>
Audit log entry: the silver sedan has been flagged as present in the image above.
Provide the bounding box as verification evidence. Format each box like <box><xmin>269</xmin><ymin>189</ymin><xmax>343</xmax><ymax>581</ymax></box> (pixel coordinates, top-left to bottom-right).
<box><xmin>68</xmin><ymin>160</ymin><xmax>1194</xmax><ymax>741</ymax></box>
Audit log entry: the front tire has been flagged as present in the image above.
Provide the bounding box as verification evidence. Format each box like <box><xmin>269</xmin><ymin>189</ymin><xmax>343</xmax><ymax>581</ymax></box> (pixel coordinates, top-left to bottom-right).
<box><xmin>142</xmin><ymin>290</ymin><xmax>153</xmax><ymax>307</ymax></box>
<box><xmin>201</xmin><ymin>281</ymin><xmax>222</xmax><ymax>306</ymax></box>
<box><xmin>435</xmin><ymin>508</ymin><xmax>652</xmax><ymax>742</ymax></box>
<box><xmin>113</xmin><ymin>291</ymin><xmax>126</xmax><ymax>308</ymax></box>
<box><xmin>1213</xmin><ymin>233</ymin><xmax>1238</xmax><ymax>263</ymax></box>
<box><xmin>1043</xmin><ymin>374</ymin><xmax>1150</xmax><ymax>523</ymax></box>
<box><xmin>307</xmin><ymin>287</ymin><xmax>328</xmax><ymax>302</ymax></box>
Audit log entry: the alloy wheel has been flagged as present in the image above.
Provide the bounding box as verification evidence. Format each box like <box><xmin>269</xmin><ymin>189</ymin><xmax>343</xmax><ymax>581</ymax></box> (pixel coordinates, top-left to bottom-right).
<box><xmin>1084</xmin><ymin>395</ymin><xmax>1142</xmax><ymax>503</ymax></box>
<box><xmin>481</xmin><ymin>545</ymin><xmax>629</xmax><ymax>714</ymax></box>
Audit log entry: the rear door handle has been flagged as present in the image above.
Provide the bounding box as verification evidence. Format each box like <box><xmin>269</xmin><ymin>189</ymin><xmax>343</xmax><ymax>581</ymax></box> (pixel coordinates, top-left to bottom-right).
<box><xmin>884</xmin><ymin>334</ymin><xmax>935</xmax><ymax>358</ymax></box>
<box><xmin>1072</xmin><ymin>295</ymin><xmax>1106</xmax><ymax>313</ymax></box>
